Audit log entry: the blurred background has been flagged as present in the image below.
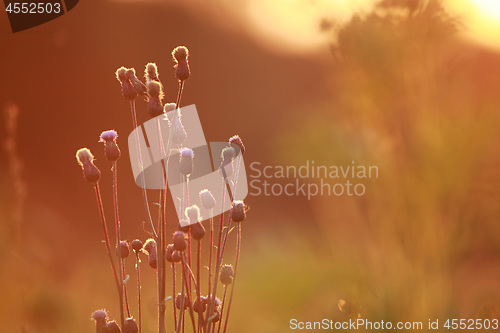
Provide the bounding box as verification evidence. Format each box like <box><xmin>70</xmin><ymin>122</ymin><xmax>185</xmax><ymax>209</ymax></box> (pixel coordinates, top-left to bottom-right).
<box><xmin>1</xmin><ymin>0</ymin><xmax>500</xmax><ymax>332</ymax></box>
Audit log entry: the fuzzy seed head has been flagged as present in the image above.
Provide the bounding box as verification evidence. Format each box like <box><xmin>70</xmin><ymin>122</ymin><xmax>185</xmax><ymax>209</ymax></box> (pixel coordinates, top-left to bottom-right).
<box><xmin>179</xmin><ymin>148</ymin><xmax>194</xmax><ymax>176</ymax></box>
<box><xmin>147</xmin><ymin>80</ymin><xmax>163</xmax><ymax>98</ymax></box>
<box><xmin>164</xmin><ymin>103</ymin><xmax>176</xmax><ymax>113</ymax></box>
<box><xmin>185</xmin><ymin>205</ymin><xmax>200</xmax><ymax>223</ymax></box>
<box><xmin>199</xmin><ymin>189</ymin><xmax>216</xmax><ymax>210</ymax></box>
<box><xmin>91</xmin><ymin>309</ymin><xmax>108</xmax><ymax>323</ymax></box>
<box><xmin>220</xmin><ymin>264</ymin><xmax>234</xmax><ymax>285</ymax></box>
<box><xmin>115</xmin><ymin>67</ymin><xmax>128</xmax><ymax>82</ymax></box>
<box><xmin>229</xmin><ymin>135</ymin><xmax>245</xmax><ymax>154</ymax></box>
<box><xmin>131</xmin><ymin>239</ymin><xmax>143</xmax><ymax>253</ymax></box>
<box><xmin>99</xmin><ymin>130</ymin><xmax>118</xmax><ymax>142</ymax></box>
<box><xmin>147</xmin><ymin>96</ymin><xmax>164</xmax><ymax>118</ymax></box>
<box><xmin>231</xmin><ymin>200</ymin><xmax>246</xmax><ymax>223</ymax></box>
<box><xmin>145</xmin><ymin>62</ymin><xmax>159</xmax><ymax>82</ymax></box>
<box><xmin>123</xmin><ymin>318</ymin><xmax>138</xmax><ymax>333</ymax></box>
<box><xmin>173</xmin><ymin>231</ymin><xmax>187</xmax><ymax>251</ymax></box>
<box><xmin>172</xmin><ymin>46</ymin><xmax>189</xmax><ymax>62</ymax></box>
<box><xmin>76</xmin><ymin>148</ymin><xmax>94</xmax><ymax>166</ymax></box>
<box><xmin>191</xmin><ymin>222</ymin><xmax>206</xmax><ymax>241</ymax></box>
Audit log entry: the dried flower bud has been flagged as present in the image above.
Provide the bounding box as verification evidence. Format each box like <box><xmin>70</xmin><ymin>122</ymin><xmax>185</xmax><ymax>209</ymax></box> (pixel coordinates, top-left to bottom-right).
<box><xmin>211</xmin><ymin>310</ymin><xmax>220</xmax><ymax>323</ymax></box>
<box><xmin>123</xmin><ymin>318</ymin><xmax>138</xmax><ymax>333</ymax></box>
<box><xmin>177</xmin><ymin>220</ymin><xmax>190</xmax><ymax>232</ymax></box>
<box><xmin>205</xmin><ymin>295</ymin><xmax>221</xmax><ymax>309</ymax></box>
<box><xmin>104</xmin><ymin>320</ymin><xmax>121</xmax><ymax>333</ymax></box>
<box><xmin>172</xmin><ymin>46</ymin><xmax>190</xmax><ymax>81</ymax></box>
<box><xmin>173</xmin><ymin>231</ymin><xmax>187</xmax><ymax>251</ymax></box>
<box><xmin>166</xmin><ymin>244</ymin><xmax>175</xmax><ymax>262</ymax></box>
<box><xmin>131</xmin><ymin>239</ymin><xmax>143</xmax><ymax>253</ymax></box>
<box><xmin>164</xmin><ymin>103</ymin><xmax>176</xmax><ymax>113</ymax></box>
<box><xmin>145</xmin><ymin>62</ymin><xmax>160</xmax><ymax>83</ymax></box>
<box><xmin>191</xmin><ymin>222</ymin><xmax>205</xmax><ymax>241</ymax></box>
<box><xmin>76</xmin><ymin>148</ymin><xmax>101</xmax><ymax>183</ymax></box>
<box><xmin>172</xmin><ymin>250</ymin><xmax>182</xmax><ymax>262</ymax></box>
<box><xmin>168</xmin><ymin>110</ymin><xmax>187</xmax><ymax>145</ymax></box>
<box><xmin>220</xmin><ymin>264</ymin><xmax>234</xmax><ymax>285</ymax></box>
<box><xmin>115</xmin><ymin>66</ymin><xmax>137</xmax><ymax>100</ymax></box>
<box><xmin>193</xmin><ymin>297</ymin><xmax>206</xmax><ymax>313</ymax></box>
<box><xmin>147</xmin><ymin>81</ymin><xmax>164</xmax><ymax>117</ymax></box>
<box><xmin>91</xmin><ymin>309</ymin><xmax>108</xmax><ymax>325</ymax></box>
<box><xmin>126</xmin><ymin>68</ymin><xmax>147</xmax><ymax>96</ymax></box>
<box><xmin>179</xmin><ymin>148</ymin><xmax>194</xmax><ymax>176</ymax></box>
<box><xmin>199</xmin><ymin>189</ymin><xmax>216</xmax><ymax>209</ymax></box>
<box><xmin>229</xmin><ymin>135</ymin><xmax>245</xmax><ymax>155</ymax></box>
<box><xmin>185</xmin><ymin>205</ymin><xmax>200</xmax><ymax>223</ymax></box>
<box><xmin>143</xmin><ymin>238</ymin><xmax>157</xmax><ymax>269</ymax></box>
<box><xmin>116</xmin><ymin>241</ymin><xmax>130</xmax><ymax>259</ymax></box>
<box><xmin>175</xmin><ymin>293</ymin><xmax>190</xmax><ymax>310</ymax></box>
<box><xmin>99</xmin><ymin>130</ymin><xmax>121</xmax><ymax>161</ymax></box>
<box><xmin>220</xmin><ymin>146</ymin><xmax>235</xmax><ymax>177</ymax></box>
<box><xmin>231</xmin><ymin>200</ymin><xmax>246</xmax><ymax>223</ymax></box>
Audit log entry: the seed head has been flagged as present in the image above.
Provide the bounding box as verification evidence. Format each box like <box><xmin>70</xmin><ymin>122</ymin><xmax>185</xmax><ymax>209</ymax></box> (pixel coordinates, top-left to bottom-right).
<box><xmin>76</xmin><ymin>148</ymin><xmax>101</xmax><ymax>183</ymax></box>
<box><xmin>131</xmin><ymin>239</ymin><xmax>143</xmax><ymax>253</ymax></box>
<box><xmin>166</xmin><ymin>244</ymin><xmax>175</xmax><ymax>262</ymax></box>
<box><xmin>175</xmin><ymin>293</ymin><xmax>190</xmax><ymax>310</ymax></box>
<box><xmin>220</xmin><ymin>146</ymin><xmax>235</xmax><ymax>177</ymax></box>
<box><xmin>231</xmin><ymin>200</ymin><xmax>246</xmax><ymax>223</ymax></box>
<box><xmin>173</xmin><ymin>231</ymin><xmax>187</xmax><ymax>252</ymax></box>
<box><xmin>116</xmin><ymin>241</ymin><xmax>130</xmax><ymax>259</ymax></box>
<box><xmin>185</xmin><ymin>205</ymin><xmax>200</xmax><ymax>223</ymax></box>
<box><xmin>99</xmin><ymin>130</ymin><xmax>121</xmax><ymax>161</ymax></box>
<box><xmin>179</xmin><ymin>148</ymin><xmax>194</xmax><ymax>176</ymax></box>
<box><xmin>220</xmin><ymin>264</ymin><xmax>234</xmax><ymax>285</ymax></box>
<box><xmin>147</xmin><ymin>81</ymin><xmax>164</xmax><ymax>117</ymax></box>
<box><xmin>164</xmin><ymin>103</ymin><xmax>176</xmax><ymax>113</ymax></box>
<box><xmin>171</xmin><ymin>250</ymin><xmax>182</xmax><ymax>262</ymax></box>
<box><xmin>177</xmin><ymin>220</ymin><xmax>190</xmax><ymax>232</ymax></box>
<box><xmin>104</xmin><ymin>320</ymin><xmax>121</xmax><ymax>333</ymax></box>
<box><xmin>143</xmin><ymin>238</ymin><xmax>157</xmax><ymax>269</ymax></box>
<box><xmin>91</xmin><ymin>309</ymin><xmax>108</xmax><ymax>324</ymax></box>
<box><xmin>191</xmin><ymin>222</ymin><xmax>206</xmax><ymax>241</ymax></box>
<box><xmin>115</xmin><ymin>66</ymin><xmax>138</xmax><ymax>100</ymax></box>
<box><xmin>199</xmin><ymin>189</ymin><xmax>216</xmax><ymax>210</ymax></box>
<box><xmin>123</xmin><ymin>318</ymin><xmax>138</xmax><ymax>333</ymax></box>
<box><xmin>172</xmin><ymin>46</ymin><xmax>190</xmax><ymax>81</ymax></box>
<box><xmin>167</xmin><ymin>110</ymin><xmax>187</xmax><ymax>145</ymax></box>
<box><xmin>229</xmin><ymin>135</ymin><xmax>246</xmax><ymax>155</ymax></box>
<box><xmin>126</xmin><ymin>68</ymin><xmax>147</xmax><ymax>96</ymax></box>
<box><xmin>193</xmin><ymin>297</ymin><xmax>207</xmax><ymax>313</ymax></box>
<box><xmin>145</xmin><ymin>62</ymin><xmax>160</xmax><ymax>83</ymax></box>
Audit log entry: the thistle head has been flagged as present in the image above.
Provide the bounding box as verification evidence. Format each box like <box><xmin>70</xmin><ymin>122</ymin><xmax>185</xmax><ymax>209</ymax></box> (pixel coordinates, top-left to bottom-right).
<box><xmin>220</xmin><ymin>264</ymin><xmax>234</xmax><ymax>285</ymax></box>
<box><xmin>191</xmin><ymin>222</ymin><xmax>206</xmax><ymax>241</ymax></box>
<box><xmin>116</xmin><ymin>240</ymin><xmax>130</xmax><ymax>259</ymax></box>
<box><xmin>175</xmin><ymin>293</ymin><xmax>190</xmax><ymax>310</ymax></box>
<box><xmin>199</xmin><ymin>189</ymin><xmax>216</xmax><ymax>210</ymax></box>
<box><xmin>99</xmin><ymin>130</ymin><xmax>121</xmax><ymax>161</ymax></box>
<box><xmin>145</xmin><ymin>62</ymin><xmax>160</xmax><ymax>82</ymax></box>
<box><xmin>185</xmin><ymin>204</ymin><xmax>200</xmax><ymax>224</ymax></box>
<box><xmin>143</xmin><ymin>238</ymin><xmax>157</xmax><ymax>269</ymax></box>
<box><xmin>147</xmin><ymin>81</ymin><xmax>164</xmax><ymax>117</ymax></box>
<box><xmin>131</xmin><ymin>239</ymin><xmax>143</xmax><ymax>253</ymax></box>
<box><xmin>173</xmin><ymin>231</ymin><xmax>187</xmax><ymax>251</ymax></box>
<box><xmin>123</xmin><ymin>318</ymin><xmax>138</xmax><ymax>333</ymax></box>
<box><xmin>229</xmin><ymin>135</ymin><xmax>245</xmax><ymax>154</ymax></box>
<box><xmin>76</xmin><ymin>148</ymin><xmax>101</xmax><ymax>183</ymax></box>
<box><xmin>179</xmin><ymin>148</ymin><xmax>194</xmax><ymax>176</ymax></box>
<box><xmin>231</xmin><ymin>200</ymin><xmax>246</xmax><ymax>223</ymax></box>
<box><xmin>104</xmin><ymin>320</ymin><xmax>121</xmax><ymax>333</ymax></box>
<box><xmin>172</xmin><ymin>46</ymin><xmax>190</xmax><ymax>81</ymax></box>
<box><xmin>115</xmin><ymin>66</ymin><xmax>138</xmax><ymax>100</ymax></box>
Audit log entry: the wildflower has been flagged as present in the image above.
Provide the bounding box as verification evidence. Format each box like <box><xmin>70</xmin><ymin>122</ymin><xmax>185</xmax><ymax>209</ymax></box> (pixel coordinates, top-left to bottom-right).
<box><xmin>91</xmin><ymin>309</ymin><xmax>108</xmax><ymax>332</ymax></box>
<box><xmin>145</xmin><ymin>62</ymin><xmax>160</xmax><ymax>83</ymax></box>
<box><xmin>199</xmin><ymin>189</ymin><xmax>216</xmax><ymax>210</ymax></box>
<box><xmin>172</xmin><ymin>46</ymin><xmax>190</xmax><ymax>81</ymax></box>
<box><xmin>229</xmin><ymin>135</ymin><xmax>245</xmax><ymax>155</ymax></box>
<box><xmin>125</xmin><ymin>68</ymin><xmax>147</xmax><ymax>96</ymax></box>
<box><xmin>76</xmin><ymin>148</ymin><xmax>101</xmax><ymax>183</ymax></box>
<box><xmin>99</xmin><ymin>130</ymin><xmax>121</xmax><ymax>161</ymax></box>
<box><xmin>185</xmin><ymin>205</ymin><xmax>200</xmax><ymax>224</ymax></box>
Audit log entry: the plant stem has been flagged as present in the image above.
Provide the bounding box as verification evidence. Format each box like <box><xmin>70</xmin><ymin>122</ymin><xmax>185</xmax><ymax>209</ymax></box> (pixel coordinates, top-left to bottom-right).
<box><xmin>129</xmin><ymin>100</ymin><xmax>158</xmax><ymax>240</ymax></box>
<box><xmin>217</xmin><ymin>285</ymin><xmax>228</xmax><ymax>333</ymax></box>
<box><xmin>221</xmin><ymin>223</ymin><xmax>241</xmax><ymax>333</ymax></box>
<box><xmin>93</xmin><ymin>184</ymin><xmax>121</xmax><ymax>318</ymax></box>
<box><xmin>175</xmin><ymin>81</ymin><xmax>184</xmax><ymax>109</ymax></box>
<box><xmin>112</xmin><ymin>161</ymin><xmax>125</xmax><ymax>328</ymax></box>
<box><xmin>135</xmin><ymin>253</ymin><xmax>142</xmax><ymax>333</ymax></box>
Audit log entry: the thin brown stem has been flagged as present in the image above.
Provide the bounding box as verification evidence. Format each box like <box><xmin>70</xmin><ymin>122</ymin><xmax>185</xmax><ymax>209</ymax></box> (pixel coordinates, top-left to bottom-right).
<box><xmin>217</xmin><ymin>286</ymin><xmax>228</xmax><ymax>333</ymax></box>
<box><xmin>175</xmin><ymin>81</ymin><xmax>184</xmax><ymax>109</ymax></box>
<box><xmin>135</xmin><ymin>253</ymin><xmax>142</xmax><ymax>333</ymax></box>
<box><xmin>222</xmin><ymin>224</ymin><xmax>241</xmax><ymax>333</ymax></box>
<box><xmin>112</xmin><ymin>161</ymin><xmax>125</xmax><ymax>328</ymax></box>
